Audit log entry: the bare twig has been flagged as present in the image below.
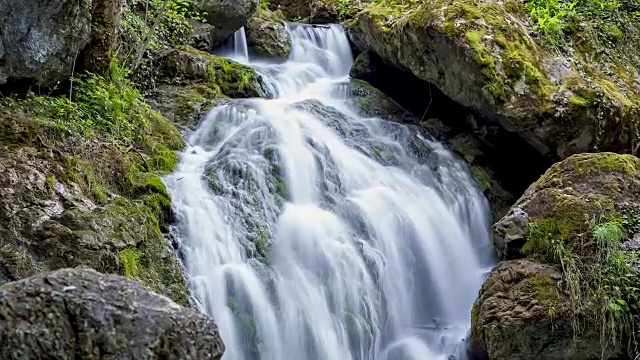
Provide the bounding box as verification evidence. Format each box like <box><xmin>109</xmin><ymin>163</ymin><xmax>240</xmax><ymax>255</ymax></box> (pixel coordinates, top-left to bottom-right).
<box><xmin>131</xmin><ymin>0</ymin><xmax>171</xmax><ymax>70</ymax></box>
<box><xmin>420</xmin><ymin>83</ymin><xmax>433</xmax><ymax>122</ymax></box>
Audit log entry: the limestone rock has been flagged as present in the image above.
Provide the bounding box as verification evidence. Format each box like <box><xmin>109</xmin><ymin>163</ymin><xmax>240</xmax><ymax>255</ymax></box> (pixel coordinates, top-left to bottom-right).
<box><xmin>0</xmin><ymin>268</ymin><xmax>225</xmax><ymax>360</ymax></box>
<box><xmin>0</xmin><ymin>0</ymin><xmax>91</xmax><ymax>88</ymax></box>
<box><xmin>194</xmin><ymin>0</ymin><xmax>259</xmax><ymax>45</ymax></box>
<box><xmin>245</xmin><ymin>7</ymin><xmax>292</xmax><ymax>59</ymax></box>
<box><xmin>189</xmin><ymin>19</ymin><xmax>216</xmax><ymax>52</ymax></box>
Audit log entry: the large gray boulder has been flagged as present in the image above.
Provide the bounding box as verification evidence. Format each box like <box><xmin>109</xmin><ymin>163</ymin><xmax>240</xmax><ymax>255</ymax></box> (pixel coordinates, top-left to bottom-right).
<box><xmin>194</xmin><ymin>0</ymin><xmax>259</xmax><ymax>45</ymax></box>
<box><xmin>245</xmin><ymin>7</ymin><xmax>292</xmax><ymax>59</ymax></box>
<box><xmin>0</xmin><ymin>268</ymin><xmax>225</xmax><ymax>360</ymax></box>
<box><xmin>0</xmin><ymin>0</ymin><xmax>91</xmax><ymax>88</ymax></box>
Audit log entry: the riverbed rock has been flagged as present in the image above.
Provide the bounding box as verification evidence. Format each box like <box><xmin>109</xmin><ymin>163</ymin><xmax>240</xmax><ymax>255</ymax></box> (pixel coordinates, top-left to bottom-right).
<box><xmin>348</xmin><ymin>0</ymin><xmax>640</xmax><ymax>161</ymax></box>
<box><xmin>245</xmin><ymin>7</ymin><xmax>292</xmax><ymax>59</ymax></box>
<box><xmin>194</xmin><ymin>0</ymin><xmax>259</xmax><ymax>45</ymax></box>
<box><xmin>471</xmin><ymin>153</ymin><xmax>640</xmax><ymax>359</ymax></box>
<box><xmin>0</xmin><ymin>0</ymin><xmax>92</xmax><ymax>88</ymax></box>
<box><xmin>0</xmin><ymin>268</ymin><xmax>225</xmax><ymax>360</ymax></box>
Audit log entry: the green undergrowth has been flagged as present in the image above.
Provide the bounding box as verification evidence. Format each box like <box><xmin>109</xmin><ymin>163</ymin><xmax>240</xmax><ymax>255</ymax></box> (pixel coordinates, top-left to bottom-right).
<box><xmin>0</xmin><ymin>60</ymin><xmax>188</xmax><ymax>304</ymax></box>
<box><xmin>525</xmin><ymin>214</ymin><xmax>640</xmax><ymax>355</ymax></box>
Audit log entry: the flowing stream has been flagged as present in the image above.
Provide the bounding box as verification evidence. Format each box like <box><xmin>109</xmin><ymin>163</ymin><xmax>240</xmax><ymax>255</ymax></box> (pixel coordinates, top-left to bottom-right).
<box><xmin>165</xmin><ymin>23</ymin><xmax>495</xmax><ymax>360</ymax></box>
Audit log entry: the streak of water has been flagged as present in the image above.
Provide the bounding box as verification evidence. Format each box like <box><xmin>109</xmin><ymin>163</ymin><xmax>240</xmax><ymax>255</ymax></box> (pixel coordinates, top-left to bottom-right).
<box><xmin>166</xmin><ymin>23</ymin><xmax>495</xmax><ymax>360</ymax></box>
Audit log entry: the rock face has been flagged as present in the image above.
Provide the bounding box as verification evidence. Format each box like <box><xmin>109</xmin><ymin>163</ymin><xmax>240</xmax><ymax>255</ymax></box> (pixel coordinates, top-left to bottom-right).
<box><xmin>267</xmin><ymin>0</ymin><xmax>337</xmax><ymax>23</ymax></box>
<box><xmin>0</xmin><ymin>0</ymin><xmax>91</xmax><ymax>88</ymax></box>
<box><xmin>194</xmin><ymin>0</ymin><xmax>259</xmax><ymax>45</ymax></box>
<box><xmin>0</xmin><ymin>84</ymin><xmax>190</xmax><ymax>305</ymax></box>
<box><xmin>471</xmin><ymin>153</ymin><xmax>640</xmax><ymax>360</ymax></box>
<box><xmin>189</xmin><ymin>20</ymin><xmax>216</xmax><ymax>52</ymax></box>
<box><xmin>470</xmin><ymin>260</ymin><xmax>606</xmax><ymax>360</ymax></box>
<box><xmin>0</xmin><ymin>268</ymin><xmax>225</xmax><ymax>360</ymax></box>
<box><xmin>245</xmin><ymin>7</ymin><xmax>292</xmax><ymax>59</ymax></box>
<box><xmin>348</xmin><ymin>1</ymin><xmax>640</xmax><ymax>161</ymax></box>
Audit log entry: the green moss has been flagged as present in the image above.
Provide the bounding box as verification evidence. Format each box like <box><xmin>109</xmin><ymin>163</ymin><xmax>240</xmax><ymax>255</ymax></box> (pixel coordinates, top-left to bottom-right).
<box><xmin>119</xmin><ymin>248</ymin><xmax>140</xmax><ymax>278</ymax></box>
<box><xmin>472</xmin><ymin>166</ymin><xmax>492</xmax><ymax>190</ymax></box>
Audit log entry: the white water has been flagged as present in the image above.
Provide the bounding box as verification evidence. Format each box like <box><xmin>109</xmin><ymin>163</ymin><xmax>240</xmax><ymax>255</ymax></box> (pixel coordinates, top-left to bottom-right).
<box><xmin>166</xmin><ymin>24</ymin><xmax>495</xmax><ymax>360</ymax></box>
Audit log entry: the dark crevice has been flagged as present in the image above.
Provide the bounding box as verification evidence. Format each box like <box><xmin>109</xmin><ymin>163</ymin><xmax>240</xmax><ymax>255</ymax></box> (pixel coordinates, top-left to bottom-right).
<box><xmin>350</xmin><ymin>51</ymin><xmax>552</xmax><ymax>206</ymax></box>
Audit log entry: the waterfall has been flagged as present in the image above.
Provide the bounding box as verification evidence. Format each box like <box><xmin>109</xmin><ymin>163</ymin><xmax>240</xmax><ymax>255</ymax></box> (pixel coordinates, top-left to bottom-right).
<box><xmin>165</xmin><ymin>23</ymin><xmax>495</xmax><ymax>360</ymax></box>
<box><xmin>232</xmin><ymin>27</ymin><xmax>249</xmax><ymax>64</ymax></box>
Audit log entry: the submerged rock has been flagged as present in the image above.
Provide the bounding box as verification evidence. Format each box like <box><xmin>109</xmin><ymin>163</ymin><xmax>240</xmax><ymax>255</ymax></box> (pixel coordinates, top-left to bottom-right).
<box><xmin>245</xmin><ymin>7</ymin><xmax>292</xmax><ymax>59</ymax></box>
<box><xmin>194</xmin><ymin>0</ymin><xmax>259</xmax><ymax>45</ymax></box>
<box><xmin>0</xmin><ymin>0</ymin><xmax>91</xmax><ymax>88</ymax></box>
<box><xmin>0</xmin><ymin>268</ymin><xmax>225</xmax><ymax>360</ymax></box>
<box><xmin>471</xmin><ymin>153</ymin><xmax>640</xmax><ymax>359</ymax></box>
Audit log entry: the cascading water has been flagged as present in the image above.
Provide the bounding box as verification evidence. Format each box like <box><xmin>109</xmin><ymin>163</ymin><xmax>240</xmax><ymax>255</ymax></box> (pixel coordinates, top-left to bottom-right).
<box><xmin>165</xmin><ymin>23</ymin><xmax>495</xmax><ymax>360</ymax></box>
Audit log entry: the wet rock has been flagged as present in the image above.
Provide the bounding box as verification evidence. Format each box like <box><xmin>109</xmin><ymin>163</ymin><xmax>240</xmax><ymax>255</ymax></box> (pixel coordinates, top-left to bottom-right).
<box><xmin>492</xmin><ymin>207</ymin><xmax>529</xmax><ymax>259</ymax></box>
<box><xmin>0</xmin><ymin>268</ymin><xmax>225</xmax><ymax>360</ymax></box>
<box><xmin>245</xmin><ymin>7</ymin><xmax>292</xmax><ymax>59</ymax></box>
<box><xmin>194</xmin><ymin>0</ymin><xmax>259</xmax><ymax>45</ymax></box>
<box><xmin>0</xmin><ymin>0</ymin><xmax>91</xmax><ymax>89</ymax></box>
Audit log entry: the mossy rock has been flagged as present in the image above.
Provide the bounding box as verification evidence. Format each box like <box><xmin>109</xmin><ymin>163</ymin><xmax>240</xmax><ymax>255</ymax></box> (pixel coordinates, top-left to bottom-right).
<box><xmin>473</xmin><ymin>153</ymin><xmax>640</xmax><ymax>359</ymax></box>
<box><xmin>0</xmin><ymin>69</ymin><xmax>189</xmax><ymax>306</ymax></box>
<box><xmin>470</xmin><ymin>259</ymin><xmax>615</xmax><ymax>360</ymax></box>
<box><xmin>348</xmin><ymin>0</ymin><xmax>640</xmax><ymax>160</ymax></box>
<box><xmin>245</xmin><ymin>7</ymin><xmax>292</xmax><ymax>58</ymax></box>
<box><xmin>493</xmin><ymin>152</ymin><xmax>640</xmax><ymax>259</ymax></box>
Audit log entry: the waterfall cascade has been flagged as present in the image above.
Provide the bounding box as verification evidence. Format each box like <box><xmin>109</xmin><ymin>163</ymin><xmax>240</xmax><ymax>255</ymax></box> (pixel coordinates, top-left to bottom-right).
<box><xmin>165</xmin><ymin>23</ymin><xmax>495</xmax><ymax>360</ymax></box>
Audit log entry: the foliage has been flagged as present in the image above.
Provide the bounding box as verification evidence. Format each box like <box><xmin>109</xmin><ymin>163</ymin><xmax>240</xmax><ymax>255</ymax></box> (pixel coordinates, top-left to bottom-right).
<box><xmin>526</xmin><ymin>216</ymin><xmax>640</xmax><ymax>355</ymax></box>
<box><xmin>119</xmin><ymin>248</ymin><xmax>141</xmax><ymax>278</ymax></box>
<box><xmin>121</xmin><ymin>0</ymin><xmax>206</xmax><ymax>66</ymax></box>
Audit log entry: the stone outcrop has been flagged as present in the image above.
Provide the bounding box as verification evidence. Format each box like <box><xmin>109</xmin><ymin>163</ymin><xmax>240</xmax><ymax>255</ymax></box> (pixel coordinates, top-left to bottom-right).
<box><xmin>348</xmin><ymin>0</ymin><xmax>640</xmax><ymax>161</ymax></box>
<box><xmin>0</xmin><ymin>268</ymin><xmax>225</xmax><ymax>360</ymax></box>
<box><xmin>194</xmin><ymin>0</ymin><xmax>259</xmax><ymax>45</ymax></box>
<box><xmin>471</xmin><ymin>153</ymin><xmax>640</xmax><ymax>359</ymax></box>
<box><xmin>245</xmin><ymin>7</ymin><xmax>292</xmax><ymax>59</ymax></box>
<box><xmin>0</xmin><ymin>0</ymin><xmax>92</xmax><ymax>88</ymax></box>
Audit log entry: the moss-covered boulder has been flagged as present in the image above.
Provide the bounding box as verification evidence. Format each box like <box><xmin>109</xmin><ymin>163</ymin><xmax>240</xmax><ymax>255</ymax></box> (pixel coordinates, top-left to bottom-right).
<box><xmin>348</xmin><ymin>0</ymin><xmax>640</xmax><ymax>160</ymax></box>
<box><xmin>0</xmin><ymin>66</ymin><xmax>190</xmax><ymax>305</ymax></box>
<box><xmin>267</xmin><ymin>0</ymin><xmax>337</xmax><ymax>23</ymax></box>
<box><xmin>245</xmin><ymin>7</ymin><xmax>292</xmax><ymax>58</ymax></box>
<box><xmin>149</xmin><ymin>47</ymin><xmax>267</xmax><ymax>128</ymax></box>
<box><xmin>471</xmin><ymin>153</ymin><xmax>640</xmax><ymax>359</ymax></box>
